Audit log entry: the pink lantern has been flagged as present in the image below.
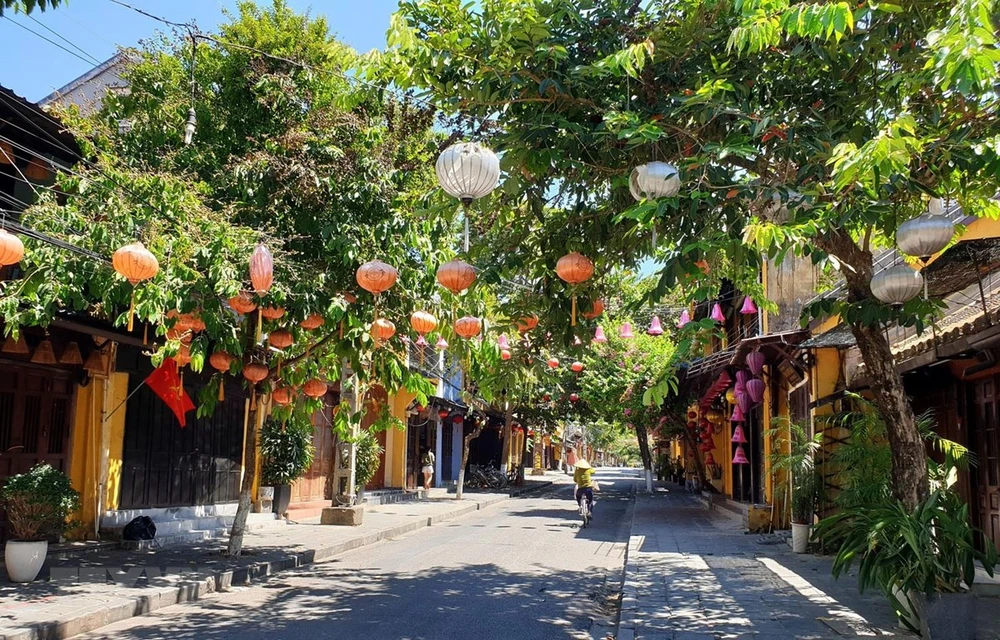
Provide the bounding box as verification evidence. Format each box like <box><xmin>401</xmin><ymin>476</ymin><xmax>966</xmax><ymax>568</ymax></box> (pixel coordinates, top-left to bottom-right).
<box><xmin>732</xmin><ymin>425</ymin><xmax>748</xmax><ymax>443</ymax></box>
<box><xmin>436</xmin><ymin>336</ymin><xmax>449</xmax><ymax>350</ymax></box>
<box><xmin>730</xmin><ymin>405</ymin><xmax>744</xmax><ymax>422</ymax></box>
<box><xmin>647</xmin><ymin>316</ymin><xmax>664</xmax><ymax>336</ymax></box>
<box><xmin>701</xmin><ymin>437</ymin><xmax>716</xmax><ymax>452</ymax></box>
<box><xmin>736</xmin><ymin>390</ymin><xmax>752</xmax><ymax>414</ymax></box>
<box><xmin>677</xmin><ymin>309</ymin><xmax>690</xmax><ymax>328</ymax></box>
<box><xmin>747</xmin><ymin>351</ymin><xmax>766</xmax><ymax>376</ymax></box>
<box><xmin>740</xmin><ymin>296</ymin><xmax>758</xmax><ymax>315</ymax></box>
<box><xmin>732</xmin><ymin>445</ymin><xmax>749</xmax><ymax>465</ymax></box>
<box><xmin>593</xmin><ymin>326</ymin><xmax>608</xmax><ymax>344</ymax></box>
<box><xmin>416</xmin><ymin>335</ymin><xmax>429</xmax><ymax>347</ymax></box>
<box><xmin>704</xmin><ymin>452</ymin><xmax>716</xmax><ymax>466</ymax></box>
<box><xmin>574</xmin><ymin>335</ymin><xmax>582</xmax><ymax>346</ymax></box>
<box><xmin>497</xmin><ymin>334</ymin><xmax>511</xmax><ymax>350</ymax></box>
<box><xmin>736</xmin><ymin>369</ymin><xmax>750</xmax><ymax>386</ymax></box>
<box><xmin>710</xmin><ymin>303</ymin><xmax>725</xmax><ymax>323</ymax></box>
<box><xmin>619</xmin><ymin>322</ymin><xmax>635</xmax><ymax>339</ymax></box>
<box><xmin>746</xmin><ymin>378</ymin><xmax>765</xmax><ymax>404</ymax></box>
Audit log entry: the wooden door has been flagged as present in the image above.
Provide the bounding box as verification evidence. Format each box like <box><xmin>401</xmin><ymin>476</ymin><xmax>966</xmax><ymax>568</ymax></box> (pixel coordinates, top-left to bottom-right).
<box><xmin>291</xmin><ymin>392</ymin><xmax>338</xmax><ymax>503</ymax></box>
<box><xmin>972</xmin><ymin>378</ymin><xmax>1000</xmax><ymax>550</ymax></box>
<box><xmin>406</xmin><ymin>417</ymin><xmax>436</xmax><ymax>489</ymax></box>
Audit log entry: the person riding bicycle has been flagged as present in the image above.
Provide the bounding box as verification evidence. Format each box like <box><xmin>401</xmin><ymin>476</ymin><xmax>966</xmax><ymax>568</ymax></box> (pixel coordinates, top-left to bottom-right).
<box><xmin>573</xmin><ymin>458</ymin><xmax>597</xmax><ymax>518</ymax></box>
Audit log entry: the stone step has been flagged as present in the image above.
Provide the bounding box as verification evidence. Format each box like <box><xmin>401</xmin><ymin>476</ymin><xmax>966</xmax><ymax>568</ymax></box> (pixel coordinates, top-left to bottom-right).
<box><xmin>362</xmin><ymin>489</ymin><xmax>424</xmax><ymax>507</ymax></box>
<box><xmin>106</xmin><ymin>511</ymin><xmax>284</xmax><ymax>549</ymax></box>
<box><xmin>102</xmin><ymin>503</ymin><xmax>240</xmax><ymax>528</ymax></box>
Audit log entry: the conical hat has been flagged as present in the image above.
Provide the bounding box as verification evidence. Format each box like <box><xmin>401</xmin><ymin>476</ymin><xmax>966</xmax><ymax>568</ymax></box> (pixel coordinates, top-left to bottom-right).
<box><xmin>575</xmin><ymin>459</ymin><xmax>592</xmax><ymax>469</ymax></box>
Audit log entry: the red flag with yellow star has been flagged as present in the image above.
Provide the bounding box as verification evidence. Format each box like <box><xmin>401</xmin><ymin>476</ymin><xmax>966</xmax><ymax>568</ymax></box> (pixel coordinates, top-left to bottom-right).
<box><xmin>145</xmin><ymin>358</ymin><xmax>196</xmax><ymax>428</ymax></box>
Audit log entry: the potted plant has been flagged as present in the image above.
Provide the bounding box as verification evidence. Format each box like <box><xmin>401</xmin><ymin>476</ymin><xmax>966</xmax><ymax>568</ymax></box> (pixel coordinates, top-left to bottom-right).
<box><xmin>353</xmin><ymin>429</ymin><xmax>384</xmax><ymax>502</ymax></box>
<box><xmin>814</xmin><ymin>489</ymin><xmax>996</xmax><ymax>638</ymax></box>
<box><xmin>766</xmin><ymin>420</ymin><xmax>823</xmax><ymax>553</ymax></box>
<box><xmin>260</xmin><ymin>414</ymin><xmax>315</xmax><ymax>517</ymax></box>
<box><xmin>0</xmin><ymin>464</ymin><xmax>80</xmax><ymax>582</ymax></box>
<box><xmin>789</xmin><ymin>469</ymin><xmax>819</xmax><ymax>552</ymax></box>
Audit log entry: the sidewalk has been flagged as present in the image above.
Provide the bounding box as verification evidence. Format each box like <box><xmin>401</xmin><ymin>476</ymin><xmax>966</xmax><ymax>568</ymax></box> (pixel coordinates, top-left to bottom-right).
<box><xmin>617</xmin><ymin>488</ymin><xmax>1000</xmax><ymax>640</ymax></box>
<box><xmin>0</xmin><ymin>474</ymin><xmax>565</xmax><ymax>640</ymax></box>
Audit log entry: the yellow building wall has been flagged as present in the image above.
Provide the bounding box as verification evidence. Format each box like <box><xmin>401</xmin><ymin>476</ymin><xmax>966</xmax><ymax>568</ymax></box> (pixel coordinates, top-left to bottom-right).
<box><xmin>386</xmin><ymin>390</ymin><xmax>416</xmax><ymax>488</ymax></box>
<box><xmin>104</xmin><ymin>372</ymin><xmax>128</xmax><ymax>511</ymax></box>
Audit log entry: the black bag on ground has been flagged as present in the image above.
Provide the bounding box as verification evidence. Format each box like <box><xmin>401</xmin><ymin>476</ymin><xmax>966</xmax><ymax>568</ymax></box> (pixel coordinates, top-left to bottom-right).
<box><xmin>122</xmin><ymin>515</ymin><xmax>156</xmax><ymax>541</ymax></box>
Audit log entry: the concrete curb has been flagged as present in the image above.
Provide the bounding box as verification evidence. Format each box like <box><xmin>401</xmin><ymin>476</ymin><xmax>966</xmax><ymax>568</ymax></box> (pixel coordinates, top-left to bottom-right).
<box><xmin>615</xmin><ymin>483</ymin><xmax>641</xmax><ymax>640</ymax></box>
<box><xmin>0</xmin><ymin>494</ymin><xmax>514</xmax><ymax>640</ymax></box>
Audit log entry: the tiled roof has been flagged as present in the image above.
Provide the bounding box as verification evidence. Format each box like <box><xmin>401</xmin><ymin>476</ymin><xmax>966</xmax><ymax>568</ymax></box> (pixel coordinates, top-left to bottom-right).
<box><xmin>799</xmin><ymin>324</ymin><xmax>856</xmax><ymax>349</ymax></box>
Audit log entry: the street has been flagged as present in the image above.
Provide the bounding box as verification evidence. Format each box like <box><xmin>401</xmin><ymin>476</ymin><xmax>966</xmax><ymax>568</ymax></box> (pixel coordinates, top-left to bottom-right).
<box><xmin>74</xmin><ymin>469</ymin><xmax>637</xmax><ymax>640</ymax></box>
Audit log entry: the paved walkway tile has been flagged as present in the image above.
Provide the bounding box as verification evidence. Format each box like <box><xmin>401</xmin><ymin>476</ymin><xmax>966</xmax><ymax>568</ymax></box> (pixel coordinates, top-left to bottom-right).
<box><xmin>620</xmin><ymin>488</ymin><xmax>1000</xmax><ymax>640</ymax></box>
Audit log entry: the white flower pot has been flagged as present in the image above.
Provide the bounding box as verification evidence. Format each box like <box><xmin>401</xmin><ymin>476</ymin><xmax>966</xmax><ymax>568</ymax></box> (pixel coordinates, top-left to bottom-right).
<box><xmin>891</xmin><ymin>584</ymin><xmax>920</xmax><ymax>632</ymax></box>
<box><xmin>5</xmin><ymin>540</ymin><xmax>48</xmax><ymax>582</ymax></box>
<box><xmin>791</xmin><ymin>522</ymin><xmax>810</xmax><ymax>553</ymax></box>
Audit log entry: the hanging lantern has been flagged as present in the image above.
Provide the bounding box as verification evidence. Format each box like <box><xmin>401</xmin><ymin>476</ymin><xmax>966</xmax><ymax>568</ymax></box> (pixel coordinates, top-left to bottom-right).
<box><xmin>710</xmin><ymin>304</ymin><xmax>725</xmax><ymax>323</ymax></box>
<box><xmin>677</xmin><ymin>309</ymin><xmax>690</xmax><ymax>328</ymax></box>
<box><xmin>272</xmin><ymin>386</ymin><xmax>294</xmax><ymax>406</ymax></box>
<box><xmin>871</xmin><ymin>264</ymin><xmax>923</xmax><ymax>305</ymax></box>
<box><xmin>228</xmin><ymin>292</ymin><xmax>256</xmax><ymax>315</ymax></box>
<box><xmin>243</xmin><ymin>362</ymin><xmax>269</xmax><ymax>384</ymax></box>
<box><xmin>705</xmin><ymin>409</ymin><xmax>723</xmax><ymax>424</ymax></box>
<box><xmin>569</xmin><ymin>393</ymin><xmax>580</xmax><ymax>403</ymax></box>
<box><xmin>542</xmin><ymin>393</ymin><xmax>551</xmax><ymax>402</ymax></box>
<box><xmin>454</xmin><ymin>316</ymin><xmax>482</xmax><ymax>339</ymax></box>
<box><xmin>356</xmin><ymin>260</ymin><xmax>398</xmax><ymax>295</ymax></box>
<box><xmin>453</xmin><ymin>414</ymin><xmax>464</xmax><ymax>424</ymax></box>
<box><xmin>629</xmin><ymin>161</ymin><xmax>681</xmax><ymax>200</ymax></box>
<box><xmin>739</xmin><ymin>296</ymin><xmax>758</xmax><ymax>315</ymax></box>
<box><xmin>547</xmin><ymin>358</ymin><xmax>560</xmax><ymax>369</ymax></box>
<box><xmin>730</xmin><ymin>405</ymin><xmax>744</xmax><ymax>422</ymax></box>
<box><xmin>735</xmin><ymin>369</ymin><xmax>751</xmax><ymax>387</ymax></box>
<box><xmin>249</xmin><ymin>243</ymin><xmax>273</xmax><ymax>295</ymax></box>
<box><xmin>593</xmin><ymin>326</ymin><xmax>608</xmax><ymax>344</ymax></box>
<box><xmin>261</xmin><ymin>306</ymin><xmax>285</xmax><ymax>321</ymax></box>
<box><xmin>371</xmin><ymin>318</ymin><xmax>397</xmax><ymax>343</ymax></box>
<box><xmin>23</xmin><ymin>157</ymin><xmax>52</xmax><ymax>182</ymax></box>
<box><xmin>112</xmin><ymin>241</ymin><xmax>159</xmax><ymax>333</ymax></box>
<box><xmin>896</xmin><ymin>198</ymin><xmax>955</xmax><ymax>259</ymax></box>
<box><xmin>210</xmin><ymin>351</ymin><xmax>233</xmax><ymax>373</ymax></box>
<box><xmin>411</xmin><ymin>310</ymin><xmax>439</xmax><ymax>338</ymax></box>
<box><xmin>736</xmin><ymin>391</ymin><xmax>752</xmax><ymax>414</ymax></box>
<box><xmin>700</xmin><ymin>440</ymin><xmax>716</xmax><ymax>453</ymax></box>
<box><xmin>647</xmin><ymin>316</ymin><xmax>664</xmax><ymax>336</ymax></box>
<box><xmin>570</xmin><ymin>361</ymin><xmax>585</xmax><ymax>373</ymax></box>
<box><xmin>438</xmin><ymin>409</ymin><xmax>450</xmax><ymax>419</ymax></box>
<box><xmin>436</xmin><ymin>142</ymin><xmax>501</xmax><ymax>252</ymax></box>
<box><xmin>30</xmin><ymin>337</ymin><xmax>57</xmax><ymax>364</ymax></box>
<box><xmin>732</xmin><ymin>425</ymin><xmax>749</xmax><ymax>444</ymax></box>
<box><xmin>704</xmin><ymin>452</ymin><xmax>716</xmax><ymax>466</ymax></box>
<box><xmin>84</xmin><ymin>348</ymin><xmax>107</xmax><ymax>374</ymax></box>
<box><xmin>619</xmin><ymin>322</ymin><xmax>634</xmax><ymax>339</ymax></box>
<box><xmin>0</xmin><ymin>229</ymin><xmax>24</xmax><ymax>266</ymax></box>
<box><xmin>555</xmin><ymin>252</ymin><xmax>594</xmax><ymax>326</ymax></box>
<box><xmin>725</xmin><ymin>387</ymin><xmax>737</xmax><ymax>405</ymax></box>
<box><xmin>517</xmin><ymin>315</ymin><xmax>539</xmax><ymax>333</ymax></box>
<box><xmin>436</xmin><ymin>260</ymin><xmax>476</xmax><ymax>294</ymax></box>
<box><xmin>746</xmin><ymin>378</ymin><xmax>765</xmax><ymax>404</ymax></box>
<box><xmin>497</xmin><ymin>334</ymin><xmax>511</xmax><ymax>350</ymax></box>
<box><xmin>732</xmin><ymin>445</ymin><xmax>749</xmax><ymax>465</ymax></box>
<box><xmin>174</xmin><ymin>343</ymin><xmax>192</xmax><ymax>368</ymax></box>
<box><xmin>59</xmin><ymin>342</ymin><xmax>84</xmax><ymax>365</ymax></box>
<box><xmin>2</xmin><ymin>333</ymin><xmax>29</xmax><ymax>355</ymax></box>
<box><xmin>184</xmin><ymin>313</ymin><xmax>206</xmax><ymax>333</ymax></box>
<box><xmin>746</xmin><ymin>351</ymin><xmax>766</xmax><ymax>376</ymax></box>
<box><xmin>695</xmin><ymin>260</ymin><xmax>711</xmax><ymax>274</ymax></box>
<box><xmin>300</xmin><ymin>313</ymin><xmax>325</xmax><ymax>330</ymax></box>
<box><xmin>501</xmin><ymin>349</ymin><xmax>512</xmax><ymax>361</ymax></box>
<box><xmin>436</xmin><ymin>335</ymin><xmax>449</xmax><ymax>350</ymax></box>
<box><xmin>583</xmin><ymin>299</ymin><xmax>605</xmax><ymax>320</ymax></box>
<box><xmin>0</xmin><ymin>141</ymin><xmax>12</xmax><ymax>165</ymax></box>
<box><xmin>269</xmin><ymin>329</ymin><xmax>294</xmax><ymax>350</ymax></box>
<box><xmin>303</xmin><ymin>379</ymin><xmax>327</xmax><ymax>398</ymax></box>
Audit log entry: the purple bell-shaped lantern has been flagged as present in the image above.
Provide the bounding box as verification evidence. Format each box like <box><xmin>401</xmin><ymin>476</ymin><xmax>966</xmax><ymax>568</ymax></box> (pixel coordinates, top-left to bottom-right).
<box><xmin>746</xmin><ymin>351</ymin><xmax>766</xmax><ymax>376</ymax></box>
<box><xmin>736</xmin><ymin>369</ymin><xmax>751</xmax><ymax>387</ymax></box>
<box><xmin>593</xmin><ymin>326</ymin><xmax>608</xmax><ymax>344</ymax></box>
<box><xmin>677</xmin><ymin>309</ymin><xmax>690</xmax><ymax>328</ymax></box>
<box><xmin>736</xmin><ymin>390</ymin><xmax>752</xmax><ymax>414</ymax></box>
<box><xmin>746</xmin><ymin>378</ymin><xmax>765</xmax><ymax>404</ymax></box>
<box><xmin>647</xmin><ymin>316</ymin><xmax>664</xmax><ymax>336</ymax></box>
<box><xmin>730</xmin><ymin>405</ymin><xmax>744</xmax><ymax>422</ymax></box>
<box><xmin>740</xmin><ymin>296</ymin><xmax>758</xmax><ymax>315</ymax></box>
<box><xmin>497</xmin><ymin>334</ymin><xmax>511</xmax><ymax>351</ymax></box>
<box><xmin>619</xmin><ymin>322</ymin><xmax>634</xmax><ymax>339</ymax></box>
<box><xmin>435</xmin><ymin>335</ymin><xmax>449</xmax><ymax>350</ymax></box>
<box><xmin>710</xmin><ymin>303</ymin><xmax>726</xmax><ymax>323</ymax></box>
<box><xmin>732</xmin><ymin>445</ymin><xmax>749</xmax><ymax>464</ymax></box>
<box><xmin>732</xmin><ymin>425</ymin><xmax>748</xmax><ymax>443</ymax></box>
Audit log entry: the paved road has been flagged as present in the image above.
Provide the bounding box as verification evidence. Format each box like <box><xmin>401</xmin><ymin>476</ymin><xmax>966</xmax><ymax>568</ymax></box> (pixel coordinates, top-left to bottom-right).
<box><xmin>77</xmin><ymin>468</ymin><xmax>638</xmax><ymax>640</ymax></box>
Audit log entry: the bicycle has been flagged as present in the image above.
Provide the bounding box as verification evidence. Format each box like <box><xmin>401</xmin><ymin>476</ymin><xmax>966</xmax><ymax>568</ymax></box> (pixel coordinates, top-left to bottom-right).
<box><xmin>576</xmin><ymin>487</ymin><xmax>594</xmax><ymax>528</ymax></box>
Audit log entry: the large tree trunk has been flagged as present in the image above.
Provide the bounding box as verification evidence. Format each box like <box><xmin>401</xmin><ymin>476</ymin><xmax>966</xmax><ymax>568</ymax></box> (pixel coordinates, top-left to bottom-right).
<box><xmin>635</xmin><ymin>425</ymin><xmax>654</xmax><ymax>493</ymax></box>
<box><xmin>227</xmin><ymin>393</ymin><xmax>260</xmax><ymax>556</ymax></box>
<box><xmin>455</xmin><ymin>422</ymin><xmax>483</xmax><ymax>500</ymax></box>
<box><xmin>500</xmin><ymin>403</ymin><xmax>512</xmax><ymax>473</ymax></box>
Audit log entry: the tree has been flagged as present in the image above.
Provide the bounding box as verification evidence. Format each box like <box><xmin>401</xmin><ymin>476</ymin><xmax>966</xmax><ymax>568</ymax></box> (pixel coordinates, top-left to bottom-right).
<box><xmin>1</xmin><ymin>2</ymin><xmax>443</xmax><ymax>555</ymax></box>
<box><xmin>384</xmin><ymin>0</ymin><xmax>1000</xmax><ymax>511</ymax></box>
<box><xmin>0</xmin><ymin>0</ymin><xmax>63</xmax><ymax>15</ymax></box>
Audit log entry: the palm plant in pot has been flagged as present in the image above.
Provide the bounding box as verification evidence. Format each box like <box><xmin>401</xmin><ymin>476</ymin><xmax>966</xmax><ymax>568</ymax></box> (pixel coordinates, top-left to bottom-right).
<box><xmin>353</xmin><ymin>429</ymin><xmax>384</xmax><ymax>502</ymax></box>
<box><xmin>259</xmin><ymin>413</ymin><xmax>315</xmax><ymax>518</ymax></box>
<box><xmin>0</xmin><ymin>464</ymin><xmax>80</xmax><ymax>582</ymax></box>
<box><xmin>766</xmin><ymin>420</ymin><xmax>822</xmax><ymax>552</ymax></box>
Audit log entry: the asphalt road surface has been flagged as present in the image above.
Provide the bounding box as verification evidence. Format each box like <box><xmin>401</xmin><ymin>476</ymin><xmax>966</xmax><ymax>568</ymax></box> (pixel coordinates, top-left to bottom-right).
<box><xmin>77</xmin><ymin>468</ymin><xmax>638</xmax><ymax>640</ymax></box>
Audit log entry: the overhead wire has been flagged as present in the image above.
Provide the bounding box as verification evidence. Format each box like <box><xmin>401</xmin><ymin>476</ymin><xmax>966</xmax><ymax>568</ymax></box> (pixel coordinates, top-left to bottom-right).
<box><xmin>1</xmin><ymin>14</ymin><xmax>103</xmax><ymax>67</ymax></box>
<box><xmin>23</xmin><ymin>12</ymin><xmax>105</xmax><ymax>66</ymax></box>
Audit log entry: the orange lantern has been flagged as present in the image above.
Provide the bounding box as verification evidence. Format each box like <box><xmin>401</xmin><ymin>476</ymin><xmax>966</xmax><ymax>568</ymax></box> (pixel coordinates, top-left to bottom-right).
<box><xmin>229</xmin><ymin>292</ymin><xmax>256</xmax><ymax>314</ymax></box>
<box><xmin>166</xmin><ymin>309</ymin><xmax>192</xmax><ymax>331</ymax></box>
<box><xmin>209</xmin><ymin>351</ymin><xmax>233</xmax><ymax>372</ymax></box>
<box><xmin>410</xmin><ymin>310</ymin><xmax>438</xmax><ymax>336</ymax></box>
<box><xmin>555</xmin><ymin>252</ymin><xmax>594</xmax><ymax>326</ymax></box>
<box><xmin>570</xmin><ymin>361</ymin><xmax>585</xmax><ymax>373</ymax></box>
<box><xmin>0</xmin><ymin>141</ymin><xmax>13</xmax><ymax>165</ymax></box>
<box><xmin>517</xmin><ymin>315</ymin><xmax>539</xmax><ymax>333</ymax></box>
<box><xmin>261</xmin><ymin>306</ymin><xmax>285</xmax><ymax>320</ymax></box>
<box><xmin>174</xmin><ymin>343</ymin><xmax>192</xmax><ymax>368</ymax></box>
<box><xmin>342</xmin><ymin>292</ymin><xmax>357</xmax><ymax>304</ymax></box>
<box><xmin>250</xmin><ymin>243</ymin><xmax>273</xmax><ymax>295</ymax></box>
<box><xmin>371</xmin><ymin>318</ymin><xmax>396</xmax><ymax>343</ymax></box>
<box><xmin>272</xmin><ymin>386</ymin><xmax>294</xmax><ymax>406</ymax></box>
<box><xmin>269</xmin><ymin>328</ymin><xmax>294</xmax><ymax>349</ymax></box>
<box><xmin>243</xmin><ymin>362</ymin><xmax>269</xmax><ymax>384</ymax></box>
<box><xmin>583</xmin><ymin>299</ymin><xmax>604</xmax><ymax>320</ymax></box>
<box><xmin>0</xmin><ymin>229</ymin><xmax>24</xmax><ymax>266</ymax></box>
<box><xmin>300</xmin><ymin>313</ymin><xmax>324</xmax><ymax>330</ymax></box>
<box><xmin>113</xmin><ymin>241</ymin><xmax>159</xmax><ymax>332</ymax></box>
<box><xmin>184</xmin><ymin>312</ymin><xmax>206</xmax><ymax>333</ymax></box>
<box><xmin>547</xmin><ymin>358</ymin><xmax>560</xmax><ymax>369</ymax></box>
<box><xmin>436</xmin><ymin>260</ymin><xmax>476</xmax><ymax>294</ymax></box>
<box><xmin>23</xmin><ymin>157</ymin><xmax>51</xmax><ymax>182</ymax></box>
<box><xmin>695</xmin><ymin>259</ymin><xmax>710</xmax><ymax>274</ymax></box>
<box><xmin>356</xmin><ymin>260</ymin><xmax>398</xmax><ymax>295</ymax></box>
<box><xmin>454</xmin><ymin>316</ymin><xmax>482</xmax><ymax>339</ymax></box>
<box><xmin>303</xmin><ymin>378</ymin><xmax>327</xmax><ymax>398</ymax></box>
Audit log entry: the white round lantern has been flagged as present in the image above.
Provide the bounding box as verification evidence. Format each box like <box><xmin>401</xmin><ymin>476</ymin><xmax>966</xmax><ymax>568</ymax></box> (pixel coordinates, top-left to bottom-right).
<box><xmin>435</xmin><ymin>142</ymin><xmax>500</xmax><ymax>204</ymax></box>
<box><xmin>896</xmin><ymin>199</ymin><xmax>955</xmax><ymax>259</ymax></box>
<box><xmin>870</xmin><ymin>264</ymin><xmax>924</xmax><ymax>305</ymax></box>
<box><xmin>629</xmin><ymin>161</ymin><xmax>681</xmax><ymax>201</ymax></box>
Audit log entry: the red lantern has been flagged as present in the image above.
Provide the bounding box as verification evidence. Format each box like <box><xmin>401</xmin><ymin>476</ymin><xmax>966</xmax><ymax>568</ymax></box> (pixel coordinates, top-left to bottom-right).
<box><xmin>542</xmin><ymin>393</ymin><xmax>551</xmax><ymax>402</ymax></box>
<box><xmin>303</xmin><ymin>379</ymin><xmax>327</xmax><ymax>398</ymax></box>
<box><xmin>436</xmin><ymin>259</ymin><xmax>476</xmax><ymax>294</ymax></box>
<box><xmin>438</xmin><ymin>408</ymin><xmax>450</xmax><ymax>419</ymax></box>
<box><xmin>454</xmin><ymin>316</ymin><xmax>482</xmax><ymax>339</ymax></box>
<box><xmin>272</xmin><ymin>386</ymin><xmax>294</xmax><ymax>406</ymax></box>
<box><xmin>0</xmin><ymin>229</ymin><xmax>25</xmax><ymax>266</ymax></box>
<box><xmin>249</xmin><ymin>243</ymin><xmax>273</xmax><ymax>295</ymax></box>
<box><xmin>501</xmin><ymin>349</ymin><xmax>512</xmax><ymax>360</ymax></box>
<box><xmin>570</xmin><ymin>361</ymin><xmax>585</xmax><ymax>373</ymax></box>
<box><xmin>547</xmin><ymin>358</ymin><xmax>559</xmax><ymax>369</ymax></box>
<box><xmin>269</xmin><ymin>329</ymin><xmax>294</xmax><ymax>349</ymax></box>
<box><xmin>569</xmin><ymin>393</ymin><xmax>580</xmax><ymax>403</ymax></box>
<box><xmin>209</xmin><ymin>351</ymin><xmax>233</xmax><ymax>372</ymax></box>
<box><xmin>517</xmin><ymin>315</ymin><xmax>539</xmax><ymax>333</ymax></box>
<box><xmin>261</xmin><ymin>306</ymin><xmax>285</xmax><ymax>321</ymax></box>
<box><xmin>300</xmin><ymin>313</ymin><xmax>325</xmax><ymax>330</ymax></box>
<box><xmin>243</xmin><ymin>362</ymin><xmax>268</xmax><ymax>384</ymax></box>
<box><xmin>453</xmin><ymin>414</ymin><xmax>464</xmax><ymax>423</ymax></box>
<box><xmin>356</xmin><ymin>260</ymin><xmax>398</xmax><ymax>295</ymax></box>
<box><xmin>582</xmin><ymin>299</ymin><xmax>604</xmax><ymax>320</ymax></box>
<box><xmin>229</xmin><ymin>292</ymin><xmax>257</xmax><ymax>314</ymax></box>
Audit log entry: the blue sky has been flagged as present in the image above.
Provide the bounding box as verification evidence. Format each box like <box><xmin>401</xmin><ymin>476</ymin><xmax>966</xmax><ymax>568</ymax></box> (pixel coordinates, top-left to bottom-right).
<box><xmin>0</xmin><ymin>1</ymin><xmax>400</xmax><ymax>101</ymax></box>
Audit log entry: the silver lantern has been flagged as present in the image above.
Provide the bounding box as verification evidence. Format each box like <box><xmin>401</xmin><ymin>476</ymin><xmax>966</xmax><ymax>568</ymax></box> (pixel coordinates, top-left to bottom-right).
<box><xmin>896</xmin><ymin>198</ymin><xmax>955</xmax><ymax>259</ymax></box>
<box><xmin>870</xmin><ymin>264</ymin><xmax>924</xmax><ymax>304</ymax></box>
<box><xmin>435</xmin><ymin>142</ymin><xmax>500</xmax><ymax>204</ymax></box>
<box><xmin>629</xmin><ymin>161</ymin><xmax>681</xmax><ymax>201</ymax></box>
